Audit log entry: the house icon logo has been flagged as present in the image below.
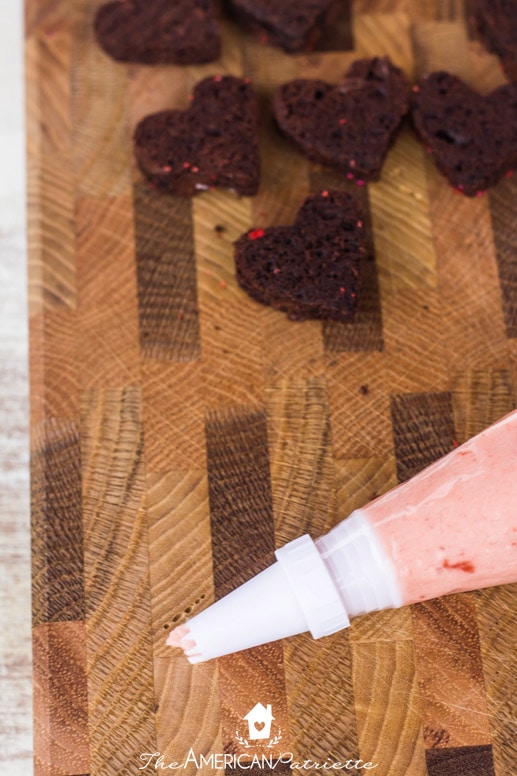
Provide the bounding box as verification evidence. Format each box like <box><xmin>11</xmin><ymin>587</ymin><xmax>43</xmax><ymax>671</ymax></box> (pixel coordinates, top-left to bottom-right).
<box><xmin>243</xmin><ymin>703</ymin><xmax>274</xmax><ymax>740</ymax></box>
<box><xmin>235</xmin><ymin>703</ymin><xmax>282</xmax><ymax>748</ymax></box>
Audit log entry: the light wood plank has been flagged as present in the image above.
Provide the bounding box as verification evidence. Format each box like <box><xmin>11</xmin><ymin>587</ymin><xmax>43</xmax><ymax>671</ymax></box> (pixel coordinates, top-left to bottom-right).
<box><xmin>81</xmin><ymin>387</ymin><xmax>156</xmax><ymax>773</ymax></box>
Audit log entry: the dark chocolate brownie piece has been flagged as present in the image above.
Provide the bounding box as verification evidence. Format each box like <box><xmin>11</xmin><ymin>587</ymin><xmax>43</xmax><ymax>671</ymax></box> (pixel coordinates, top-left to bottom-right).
<box><xmin>227</xmin><ymin>0</ymin><xmax>344</xmax><ymax>53</ymax></box>
<box><xmin>94</xmin><ymin>0</ymin><xmax>221</xmax><ymax>65</ymax></box>
<box><xmin>273</xmin><ymin>57</ymin><xmax>410</xmax><ymax>182</ymax></box>
<box><xmin>234</xmin><ymin>190</ymin><xmax>365</xmax><ymax>321</ymax></box>
<box><xmin>134</xmin><ymin>76</ymin><xmax>260</xmax><ymax>197</ymax></box>
<box><xmin>470</xmin><ymin>0</ymin><xmax>517</xmax><ymax>82</ymax></box>
<box><xmin>411</xmin><ymin>71</ymin><xmax>517</xmax><ymax>196</ymax></box>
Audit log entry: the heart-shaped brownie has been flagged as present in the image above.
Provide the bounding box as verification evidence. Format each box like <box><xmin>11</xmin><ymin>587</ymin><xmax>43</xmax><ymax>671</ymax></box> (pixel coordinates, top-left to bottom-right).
<box><xmin>234</xmin><ymin>190</ymin><xmax>365</xmax><ymax>321</ymax></box>
<box><xmin>94</xmin><ymin>0</ymin><xmax>221</xmax><ymax>65</ymax></box>
<box><xmin>273</xmin><ymin>57</ymin><xmax>410</xmax><ymax>181</ymax></box>
<box><xmin>470</xmin><ymin>0</ymin><xmax>517</xmax><ymax>82</ymax></box>
<box><xmin>411</xmin><ymin>72</ymin><xmax>517</xmax><ymax>196</ymax></box>
<box><xmin>227</xmin><ymin>0</ymin><xmax>344</xmax><ymax>53</ymax></box>
<box><xmin>134</xmin><ymin>76</ymin><xmax>260</xmax><ymax>197</ymax></box>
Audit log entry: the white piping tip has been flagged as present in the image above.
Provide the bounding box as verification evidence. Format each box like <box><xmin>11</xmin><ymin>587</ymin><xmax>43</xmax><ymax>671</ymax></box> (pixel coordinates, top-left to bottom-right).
<box><xmin>163</xmin><ymin>537</ymin><xmax>349</xmax><ymax>663</ymax></box>
<box><xmin>166</xmin><ymin>625</ymin><xmax>206</xmax><ymax>663</ymax></box>
<box><xmin>167</xmin><ymin>624</ymin><xmax>196</xmax><ymax>652</ymax></box>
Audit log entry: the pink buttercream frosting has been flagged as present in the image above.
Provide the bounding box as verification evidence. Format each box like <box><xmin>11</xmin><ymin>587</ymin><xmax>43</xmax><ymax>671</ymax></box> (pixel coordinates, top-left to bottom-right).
<box><xmin>363</xmin><ymin>410</ymin><xmax>517</xmax><ymax>604</ymax></box>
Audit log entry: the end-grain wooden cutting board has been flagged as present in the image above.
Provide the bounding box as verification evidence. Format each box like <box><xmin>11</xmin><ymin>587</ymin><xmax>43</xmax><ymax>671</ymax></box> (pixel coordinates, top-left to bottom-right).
<box><xmin>26</xmin><ymin>0</ymin><xmax>517</xmax><ymax>774</ymax></box>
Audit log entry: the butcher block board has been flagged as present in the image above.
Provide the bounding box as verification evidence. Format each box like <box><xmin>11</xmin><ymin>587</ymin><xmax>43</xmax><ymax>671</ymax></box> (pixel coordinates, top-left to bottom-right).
<box><xmin>26</xmin><ymin>1</ymin><xmax>517</xmax><ymax>775</ymax></box>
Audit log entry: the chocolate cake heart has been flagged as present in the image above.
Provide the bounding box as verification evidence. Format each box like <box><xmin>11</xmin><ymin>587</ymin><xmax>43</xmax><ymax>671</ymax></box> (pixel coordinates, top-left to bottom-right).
<box><xmin>227</xmin><ymin>0</ymin><xmax>344</xmax><ymax>53</ymax></box>
<box><xmin>470</xmin><ymin>0</ymin><xmax>517</xmax><ymax>82</ymax></box>
<box><xmin>273</xmin><ymin>57</ymin><xmax>410</xmax><ymax>182</ymax></box>
<box><xmin>134</xmin><ymin>76</ymin><xmax>260</xmax><ymax>197</ymax></box>
<box><xmin>234</xmin><ymin>190</ymin><xmax>365</xmax><ymax>321</ymax></box>
<box><xmin>94</xmin><ymin>0</ymin><xmax>221</xmax><ymax>65</ymax></box>
<box><xmin>411</xmin><ymin>72</ymin><xmax>517</xmax><ymax>196</ymax></box>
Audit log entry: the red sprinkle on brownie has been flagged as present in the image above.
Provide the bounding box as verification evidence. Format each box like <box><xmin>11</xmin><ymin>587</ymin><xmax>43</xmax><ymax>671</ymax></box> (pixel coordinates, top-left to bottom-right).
<box><xmin>227</xmin><ymin>0</ymin><xmax>344</xmax><ymax>52</ymax></box>
<box><xmin>94</xmin><ymin>0</ymin><xmax>221</xmax><ymax>65</ymax></box>
<box><xmin>273</xmin><ymin>57</ymin><xmax>410</xmax><ymax>182</ymax></box>
<box><xmin>234</xmin><ymin>190</ymin><xmax>365</xmax><ymax>321</ymax></box>
<box><xmin>470</xmin><ymin>0</ymin><xmax>517</xmax><ymax>82</ymax></box>
<box><xmin>134</xmin><ymin>76</ymin><xmax>260</xmax><ymax>197</ymax></box>
<box><xmin>411</xmin><ymin>71</ymin><xmax>517</xmax><ymax>196</ymax></box>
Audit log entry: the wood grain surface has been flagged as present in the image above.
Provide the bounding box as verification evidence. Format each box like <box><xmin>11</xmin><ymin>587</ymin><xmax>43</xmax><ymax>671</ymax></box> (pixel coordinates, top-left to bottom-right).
<box><xmin>27</xmin><ymin>1</ymin><xmax>517</xmax><ymax>775</ymax></box>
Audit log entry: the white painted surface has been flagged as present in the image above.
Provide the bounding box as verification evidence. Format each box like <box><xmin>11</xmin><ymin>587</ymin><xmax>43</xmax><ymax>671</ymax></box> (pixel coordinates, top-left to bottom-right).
<box><xmin>0</xmin><ymin>0</ymin><xmax>32</xmax><ymax>772</ymax></box>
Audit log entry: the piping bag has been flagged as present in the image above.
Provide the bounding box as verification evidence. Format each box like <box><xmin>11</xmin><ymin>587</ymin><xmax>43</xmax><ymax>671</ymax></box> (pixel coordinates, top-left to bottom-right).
<box><xmin>168</xmin><ymin>410</ymin><xmax>517</xmax><ymax>663</ymax></box>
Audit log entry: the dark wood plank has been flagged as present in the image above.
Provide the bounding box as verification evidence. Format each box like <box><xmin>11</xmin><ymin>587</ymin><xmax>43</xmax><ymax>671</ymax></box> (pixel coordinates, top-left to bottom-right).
<box><xmin>489</xmin><ymin>176</ymin><xmax>517</xmax><ymax>338</ymax></box>
<box><xmin>449</xmin><ymin>369</ymin><xmax>515</xmax><ymax>444</ymax></box>
<box><xmin>133</xmin><ymin>183</ymin><xmax>200</xmax><ymax>362</ymax></box>
<box><xmin>463</xmin><ymin>0</ymin><xmax>478</xmax><ymax>39</ymax></box>
<box><xmin>390</xmin><ymin>391</ymin><xmax>456</xmax><ymax>483</ymax></box>
<box><xmin>426</xmin><ymin>745</ymin><xmax>495</xmax><ymax>776</ymax></box>
<box><xmin>205</xmin><ymin>407</ymin><xmax>276</xmax><ymax>597</ymax></box>
<box><xmin>205</xmin><ymin>406</ymin><xmax>290</xmax><ymax>765</ymax></box>
<box><xmin>31</xmin><ymin>418</ymin><xmax>84</xmax><ymax>627</ymax></box>
<box><xmin>316</xmin><ymin>0</ymin><xmax>354</xmax><ymax>52</ymax></box>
